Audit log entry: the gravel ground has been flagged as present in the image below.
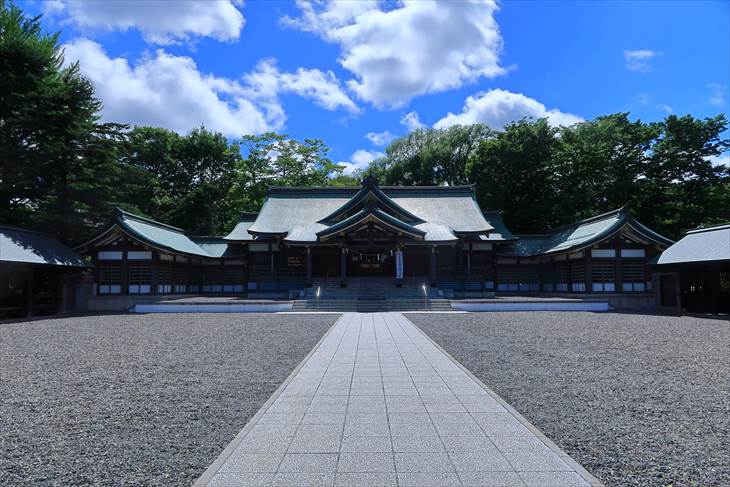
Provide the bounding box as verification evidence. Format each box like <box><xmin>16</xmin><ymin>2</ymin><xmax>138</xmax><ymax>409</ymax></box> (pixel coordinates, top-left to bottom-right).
<box><xmin>0</xmin><ymin>313</ymin><xmax>338</xmax><ymax>487</ymax></box>
<box><xmin>409</xmin><ymin>312</ymin><xmax>729</xmax><ymax>487</ymax></box>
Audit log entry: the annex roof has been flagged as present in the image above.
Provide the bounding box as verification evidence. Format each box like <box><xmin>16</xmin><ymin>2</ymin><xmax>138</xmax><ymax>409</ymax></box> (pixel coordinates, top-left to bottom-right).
<box><xmin>656</xmin><ymin>223</ymin><xmax>730</xmax><ymax>265</ymax></box>
<box><xmin>499</xmin><ymin>208</ymin><xmax>673</xmax><ymax>257</ymax></box>
<box><xmin>224</xmin><ymin>213</ymin><xmax>258</xmax><ymax>241</ymax></box>
<box><xmin>0</xmin><ymin>225</ymin><xmax>88</xmax><ymax>267</ymax></box>
<box><xmin>480</xmin><ymin>211</ymin><xmax>518</xmax><ymax>241</ymax></box>
<box><xmin>77</xmin><ymin>209</ymin><xmax>228</xmax><ymax>259</ymax></box>
<box><xmin>247</xmin><ymin>179</ymin><xmax>493</xmax><ymax>244</ymax></box>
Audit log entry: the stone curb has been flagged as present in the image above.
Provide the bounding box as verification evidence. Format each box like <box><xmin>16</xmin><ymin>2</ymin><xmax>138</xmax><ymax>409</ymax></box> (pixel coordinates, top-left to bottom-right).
<box><xmin>401</xmin><ymin>313</ymin><xmax>606</xmax><ymax>487</ymax></box>
<box><xmin>191</xmin><ymin>313</ymin><xmax>345</xmax><ymax>487</ymax></box>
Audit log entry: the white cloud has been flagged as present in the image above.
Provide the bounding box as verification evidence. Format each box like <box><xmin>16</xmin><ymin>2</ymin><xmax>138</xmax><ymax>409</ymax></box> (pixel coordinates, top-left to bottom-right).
<box><xmin>707</xmin><ymin>83</ymin><xmax>727</xmax><ymax>107</ymax></box>
<box><xmin>283</xmin><ymin>0</ymin><xmax>506</xmax><ymax>107</ymax></box>
<box><xmin>400</xmin><ymin>111</ymin><xmax>424</xmax><ymax>132</ymax></box>
<box><xmin>339</xmin><ymin>149</ymin><xmax>383</xmax><ymax>174</ymax></box>
<box><xmin>624</xmin><ymin>49</ymin><xmax>661</xmax><ymax>73</ymax></box>
<box><xmin>48</xmin><ymin>0</ymin><xmax>245</xmax><ymax>44</ymax></box>
<box><xmin>62</xmin><ymin>39</ymin><xmax>357</xmax><ymax>137</ymax></box>
<box><xmin>433</xmin><ymin>89</ymin><xmax>582</xmax><ymax>130</ymax></box>
<box><xmin>365</xmin><ymin>131</ymin><xmax>396</xmax><ymax>146</ymax></box>
<box><xmin>243</xmin><ymin>58</ymin><xmax>359</xmax><ymax>113</ymax></box>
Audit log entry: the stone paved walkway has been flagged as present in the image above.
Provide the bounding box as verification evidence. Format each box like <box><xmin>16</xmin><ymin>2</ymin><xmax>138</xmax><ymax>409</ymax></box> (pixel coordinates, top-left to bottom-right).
<box><xmin>198</xmin><ymin>313</ymin><xmax>601</xmax><ymax>487</ymax></box>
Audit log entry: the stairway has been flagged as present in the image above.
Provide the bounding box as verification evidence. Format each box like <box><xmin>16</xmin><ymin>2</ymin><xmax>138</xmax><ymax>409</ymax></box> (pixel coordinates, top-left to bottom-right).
<box><xmin>292</xmin><ymin>277</ymin><xmax>452</xmax><ymax>312</ymax></box>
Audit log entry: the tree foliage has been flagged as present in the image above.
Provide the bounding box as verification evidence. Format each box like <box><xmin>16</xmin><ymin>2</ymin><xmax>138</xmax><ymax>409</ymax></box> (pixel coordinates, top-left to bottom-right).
<box><xmin>231</xmin><ymin>133</ymin><xmax>346</xmax><ymax>211</ymax></box>
<box><xmin>0</xmin><ymin>1</ymin><xmax>138</xmax><ymax>241</ymax></box>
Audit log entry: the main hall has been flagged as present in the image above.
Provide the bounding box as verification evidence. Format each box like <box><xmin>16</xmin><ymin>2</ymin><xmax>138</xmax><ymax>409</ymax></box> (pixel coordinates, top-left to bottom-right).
<box><xmin>75</xmin><ymin>177</ymin><xmax>673</xmax><ymax>308</ymax></box>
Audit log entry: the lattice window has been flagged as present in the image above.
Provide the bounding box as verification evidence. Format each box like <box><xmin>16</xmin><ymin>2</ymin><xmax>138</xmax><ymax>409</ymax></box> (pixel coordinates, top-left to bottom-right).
<box><xmin>555</xmin><ymin>263</ymin><xmax>569</xmax><ymax>292</ymax></box>
<box><xmin>621</xmin><ymin>261</ymin><xmax>646</xmax><ymax>292</ymax></box>
<box><xmin>174</xmin><ymin>265</ymin><xmax>188</xmax><ymax>293</ymax></box>
<box><xmin>202</xmin><ymin>267</ymin><xmax>224</xmax><ymax>293</ymax></box>
<box><xmin>222</xmin><ymin>267</ymin><xmax>244</xmax><ymax>293</ymax></box>
<box><xmin>571</xmin><ymin>262</ymin><xmax>586</xmax><ymax>292</ymax></box>
<box><xmin>497</xmin><ymin>266</ymin><xmax>540</xmax><ymax>292</ymax></box>
<box><xmin>158</xmin><ymin>263</ymin><xmax>172</xmax><ymax>294</ymax></box>
<box><xmin>98</xmin><ymin>264</ymin><xmax>121</xmax><ymax>294</ymax></box>
<box><xmin>128</xmin><ymin>263</ymin><xmax>151</xmax><ymax>294</ymax></box>
<box><xmin>591</xmin><ymin>261</ymin><xmax>616</xmax><ymax>292</ymax></box>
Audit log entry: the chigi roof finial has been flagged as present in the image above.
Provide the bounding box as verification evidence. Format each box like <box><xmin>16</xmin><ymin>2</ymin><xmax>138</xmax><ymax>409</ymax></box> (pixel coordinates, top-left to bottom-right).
<box><xmin>361</xmin><ymin>174</ymin><xmax>379</xmax><ymax>188</ymax></box>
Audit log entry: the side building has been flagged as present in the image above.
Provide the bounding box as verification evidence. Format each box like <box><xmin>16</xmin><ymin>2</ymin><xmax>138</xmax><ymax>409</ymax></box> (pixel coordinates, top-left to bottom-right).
<box><xmin>655</xmin><ymin>223</ymin><xmax>729</xmax><ymax>312</ymax></box>
<box><xmin>75</xmin><ymin>178</ymin><xmax>674</xmax><ymax>310</ymax></box>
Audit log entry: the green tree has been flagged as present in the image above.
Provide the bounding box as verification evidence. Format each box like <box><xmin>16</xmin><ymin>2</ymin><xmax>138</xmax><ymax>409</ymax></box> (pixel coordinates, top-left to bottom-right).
<box><xmin>373</xmin><ymin>124</ymin><xmax>493</xmax><ymax>186</ymax></box>
<box><xmin>551</xmin><ymin>113</ymin><xmax>659</xmax><ymax>225</ymax></box>
<box><xmin>0</xmin><ymin>1</ymin><xmax>137</xmax><ymax>241</ymax></box>
<box><xmin>468</xmin><ymin>118</ymin><xmax>559</xmax><ymax>233</ymax></box>
<box><xmin>123</xmin><ymin>126</ymin><xmax>241</xmax><ymax>234</ymax></box>
<box><xmin>641</xmin><ymin>114</ymin><xmax>729</xmax><ymax>236</ymax></box>
<box><xmin>232</xmin><ymin>133</ymin><xmax>344</xmax><ymax>211</ymax></box>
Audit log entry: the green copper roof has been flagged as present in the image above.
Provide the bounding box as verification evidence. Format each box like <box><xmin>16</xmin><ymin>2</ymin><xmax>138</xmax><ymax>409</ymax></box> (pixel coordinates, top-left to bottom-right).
<box><xmin>318</xmin><ymin>176</ymin><xmax>425</xmax><ymax>225</ymax></box>
<box><xmin>657</xmin><ymin>223</ymin><xmax>730</xmax><ymax>265</ymax></box>
<box><xmin>78</xmin><ymin>209</ymin><xmax>239</xmax><ymax>259</ymax></box>
<box><xmin>116</xmin><ymin>210</ymin><xmax>212</xmax><ymax>257</ymax></box>
<box><xmin>1</xmin><ymin>225</ymin><xmax>88</xmax><ymax>267</ymax></box>
<box><xmin>480</xmin><ymin>211</ymin><xmax>517</xmax><ymax>241</ymax></box>
<box><xmin>248</xmin><ymin>182</ymin><xmax>493</xmax><ymax>243</ymax></box>
<box><xmin>224</xmin><ymin>213</ymin><xmax>258</xmax><ymax>241</ymax></box>
<box><xmin>317</xmin><ymin>207</ymin><xmax>426</xmax><ymax>240</ymax></box>
<box><xmin>499</xmin><ymin>208</ymin><xmax>673</xmax><ymax>257</ymax></box>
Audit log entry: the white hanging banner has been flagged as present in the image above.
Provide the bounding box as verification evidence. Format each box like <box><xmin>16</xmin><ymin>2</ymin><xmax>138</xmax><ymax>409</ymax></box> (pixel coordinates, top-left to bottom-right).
<box><xmin>395</xmin><ymin>250</ymin><xmax>404</xmax><ymax>279</ymax></box>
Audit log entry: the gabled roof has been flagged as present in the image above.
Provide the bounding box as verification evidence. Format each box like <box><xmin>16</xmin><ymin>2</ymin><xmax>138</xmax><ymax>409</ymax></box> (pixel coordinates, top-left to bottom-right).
<box><xmin>1</xmin><ymin>225</ymin><xmax>88</xmax><ymax>267</ymax></box>
<box><xmin>499</xmin><ymin>208</ymin><xmax>673</xmax><ymax>257</ymax></box>
<box><xmin>247</xmin><ymin>180</ymin><xmax>493</xmax><ymax>243</ymax></box>
<box><xmin>224</xmin><ymin>212</ymin><xmax>258</xmax><ymax>241</ymax></box>
<box><xmin>317</xmin><ymin>207</ymin><xmax>426</xmax><ymax>241</ymax></box>
<box><xmin>77</xmin><ymin>209</ymin><xmax>222</xmax><ymax>258</ymax></box>
<box><xmin>318</xmin><ymin>176</ymin><xmax>425</xmax><ymax>225</ymax></box>
<box><xmin>657</xmin><ymin>223</ymin><xmax>730</xmax><ymax>265</ymax></box>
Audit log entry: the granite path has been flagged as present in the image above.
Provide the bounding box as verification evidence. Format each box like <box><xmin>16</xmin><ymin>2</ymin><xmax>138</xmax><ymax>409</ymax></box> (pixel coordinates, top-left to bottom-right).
<box><xmin>195</xmin><ymin>312</ymin><xmax>603</xmax><ymax>487</ymax></box>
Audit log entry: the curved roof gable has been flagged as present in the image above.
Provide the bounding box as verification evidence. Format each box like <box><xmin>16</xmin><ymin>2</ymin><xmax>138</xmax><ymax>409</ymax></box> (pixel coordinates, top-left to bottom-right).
<box><xmin>318</xmin><ymin>176</ymin><xmax>425</xmax><ymax>225</ymax></box>
<box><xmin>77</xmin><ymin>209</ymin><xmax>216</xmax><ymax>258</ymax></box>
<box><xmin>248</xmin><ymin>180</ymin><xmax>493</xmax><ymax>243</ymax></box>
<box><xmin>500</xmin><ymin>208</ymin><xmax>673</xmax><ymax>257</ymax></box>
<box><xmin>317</xmin><ymin>207</ymin><xmax>426</xmax><ymax>241</ymax></box>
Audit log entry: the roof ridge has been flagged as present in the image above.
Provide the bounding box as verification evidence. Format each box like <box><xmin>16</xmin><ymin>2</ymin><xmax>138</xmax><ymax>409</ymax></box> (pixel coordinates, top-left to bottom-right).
<box><xmin>266</xmin><ymin>185</ymin><xmax>475</xmax><ymax>193</ymax></box>
<box><xmin>0</xmin><ymin>224</ymin><xmax>58</xmax><ymax>238</ymax></box>
<box><xmin>548</xmin><ymin>207</ymin><xmax>625</xmax><ymax>232</ymax></box>
<box><xmin>686</xmin><ymin>222</ymin><xmax>730</xmax><ymax>234</ymax></box>
<box><xmin>115</xmin><ymin>208</ymin><xmax>187</xmax><ymax>234</ymax></box>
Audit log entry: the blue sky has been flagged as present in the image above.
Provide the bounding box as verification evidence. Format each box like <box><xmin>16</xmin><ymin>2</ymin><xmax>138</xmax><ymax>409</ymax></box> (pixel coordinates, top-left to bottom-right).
<box><xmin>21</xmin><ymin>0</ymin><xmax>730</xmax><ymax>171</ymax></box>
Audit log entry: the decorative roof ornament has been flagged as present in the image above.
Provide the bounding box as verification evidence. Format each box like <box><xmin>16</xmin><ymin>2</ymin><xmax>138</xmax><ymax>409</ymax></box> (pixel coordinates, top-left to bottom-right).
<box><xmin>361</xmin><ymin>174</ymin><xmax>379</xmax><ymax>188</ymax></box>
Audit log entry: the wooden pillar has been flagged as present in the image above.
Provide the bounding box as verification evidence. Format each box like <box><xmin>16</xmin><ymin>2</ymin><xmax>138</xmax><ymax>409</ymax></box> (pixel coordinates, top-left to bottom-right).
<box><xmin>492</xmin><ymin>252</ymin><xmax>499</xmax><ymax>293</ymax></box>
<box><xmin>429</xmin><ymin>246</ymin><xmax>437</xmax><ymax>286</ymax></box>
<box><xmin>244</xmin><ymin>245</ymin><xmax>250</xmax><ymax>296</ymax></box>
<box><xmin>25</xmin><ymin>267</ymin><xmax>34</xmax><ymax>318</ymax></box>
<box><xmin>614</xmin><ymin>239</ymin><xmax>623</xmax><ymax>293</ymax></box>
<box><xmin>269</xmin><ymin>241</ymin><xmax>275</xmax><ymax>276</ymax></box>
<box><xmin>151</xmin><ymin>253</ymin><xmax>159</xmax><ymax>295</ymax></box>
<box><xmin>340</xmin><ymin>247</ymin><xmax>347</xmax><ymax>287</ymax></box>
<box><xmin>121</xmin><ymin>250</ymin><xmax>129</xmax><ymax>296</ymax></box>
<box><xmin>466</xmin><ymin>243</ymin><xmax>472</xmax><ymax>276</ymax></box>
<box><xmin>584</xmin><ymin>254</ymin><xmax>592</xmax><ymax>294</ymax></box>
<box><xmin>305</xmin><ymin>247</ymin><xmax>312</xmax><ymax>287</ymax></box>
